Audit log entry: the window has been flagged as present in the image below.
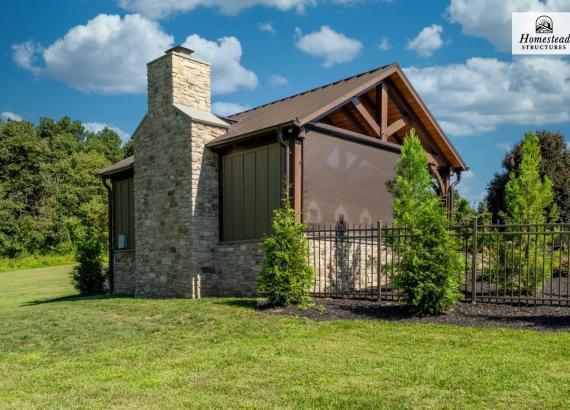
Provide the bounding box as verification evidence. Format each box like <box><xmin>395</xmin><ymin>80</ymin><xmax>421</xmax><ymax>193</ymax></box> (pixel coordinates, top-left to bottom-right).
<box><xmin>113</xmin><ymin>177</ymin><xmax>135</xmax><ymax>250</ymax></box>
<box><xmin>222</xmin><ymin>144</ymin><xmax>282</xmax><ymax>241</ymax></box>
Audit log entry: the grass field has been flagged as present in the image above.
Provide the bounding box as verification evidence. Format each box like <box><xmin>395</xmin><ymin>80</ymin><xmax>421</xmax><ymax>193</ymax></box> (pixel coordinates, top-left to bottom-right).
<box><xmin>0</xmin><ymin>254</ymin><xmax>75</xmax><ymax>273</ymax></box>
<box><xmin>2</xmin><ymin>266</ymin><xmax>570</xmax><ymax>409</ymax></box>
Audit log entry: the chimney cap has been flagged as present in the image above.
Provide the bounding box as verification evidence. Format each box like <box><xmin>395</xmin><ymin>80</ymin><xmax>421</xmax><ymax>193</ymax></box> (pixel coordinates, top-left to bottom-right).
<box><xmin>165</xmin><ymin>45</ymin><xmax>194</xmax><ymax>56</ymax></box>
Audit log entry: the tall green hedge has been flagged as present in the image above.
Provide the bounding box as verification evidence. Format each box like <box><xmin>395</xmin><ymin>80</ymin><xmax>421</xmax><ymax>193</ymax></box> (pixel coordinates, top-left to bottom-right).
<box><xmin>387</xmin><ymin>130</ymin><xmax>463</xmax><ymax>314</ymax></box>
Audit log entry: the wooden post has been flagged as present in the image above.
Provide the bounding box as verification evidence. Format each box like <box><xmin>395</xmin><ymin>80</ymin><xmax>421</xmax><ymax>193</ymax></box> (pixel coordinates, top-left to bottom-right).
<box><xmin>289</xmin><ymin>138</ymin><xmax>303</xmax><ymax>223</ymax></box>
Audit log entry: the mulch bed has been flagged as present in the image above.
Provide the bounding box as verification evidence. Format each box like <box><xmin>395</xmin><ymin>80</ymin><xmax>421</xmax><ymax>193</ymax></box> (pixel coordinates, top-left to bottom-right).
<box><xmin>260</xmin><ymin>298</ymin><xmax>570</xmax><ymax>332</ymax></box>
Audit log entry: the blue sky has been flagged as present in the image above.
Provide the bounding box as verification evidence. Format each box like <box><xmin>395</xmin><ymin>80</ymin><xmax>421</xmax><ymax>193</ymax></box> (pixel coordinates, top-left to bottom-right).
<box><xmin>1</xmin><ymin>0</ymin><xmax>570</xmax><ymax>204</ymax></box>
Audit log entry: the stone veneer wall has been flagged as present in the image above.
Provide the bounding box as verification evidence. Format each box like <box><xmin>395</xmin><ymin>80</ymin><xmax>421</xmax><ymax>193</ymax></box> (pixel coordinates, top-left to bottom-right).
<box><xmin>125</xmin><ymin>47</ymin><xmax>269</xmax><ymax>298</ymax></box>
<box><xmin>308</xmin><ymin>238</ymin><xmax>391</xmax><ymax>294</ymax></box>
<box><xmin>214</xmin><ymin>241</ymin><xmax>264</xmax><ymax>297</ymax></box>
<box><xmin>134</xmin><ymin>108</ymin><xmax>196</xmax><ymax>297</ymax></box>
<box><xmin>147</xmin><ymin>49</ymin><xmax>211</xmax><ymax>114</ymax></box>
<box><xmin>113</xmin><ymin>250</ymin><xmax>136</xmax><ymax>295</ymax></box>
<box><xmin>128</xmin><ymin>108</ymin><xmax>265</xmax><ymax>297</ymax></box>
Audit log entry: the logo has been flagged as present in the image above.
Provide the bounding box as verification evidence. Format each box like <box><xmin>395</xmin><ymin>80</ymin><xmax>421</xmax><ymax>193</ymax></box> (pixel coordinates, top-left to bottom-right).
<box><xmin>536</xmin><ymin>15</ymin><xmax>553</xmax><ymax>33</ymax></box>
<box><xmin>512</xmin><ymin>12</ymin><xmax>570</xmax><ymax>55</ymax></box>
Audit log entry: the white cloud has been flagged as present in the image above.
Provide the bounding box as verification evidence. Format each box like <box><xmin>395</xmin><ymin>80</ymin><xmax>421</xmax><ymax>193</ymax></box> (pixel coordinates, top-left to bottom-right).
<box><xmin>13</xmin><ymin>15</ymin><xmax>258</xmax><ymax>96</ymax></box>
<box><xmin>182</xmin><ymin>35</ymin><xmax>258</xmax><ymax>94</ymax></box>
<box><xmin>12</xmin><ymin>14</ymin><xmax>173</xmax><ymax>94</ymax></box>
<box><xmin>377</xmin><ymin>36</ymin><xmax>391</xmax><ymax>51</ymax></box>
<box><xmin>406</xmin><ymin>24</ymin><xmax>444</xmax><ymax>57</ymax></box>
<box><xmin>12</xmin><ymin>41</ymin><xmax>42</xmax><ymax>72</ymax></box>
<box><xmin>257</xmin><ymin>22</ymin><xmax>276</xmax><ymax>34</ymax></box>
<box><xmin>268</xmin><ymin>74</ymin><xmax>289</xmax><ymax>86</ymax></box>
<box><xmin>446</xmin><ymin>0</ymin><xmax>570</xmax><ymax>51</ymax></box>
<box><xmin>84</xmin><ymin>122</ymin><xmax>131</xmax><ymax>141</ymax></box>
<box><xmin>404</xmin><ymin>56</ymin><xmax>570</xmax><ymax>137</ymax></box>
<box><xmin>118</xmin><ymin>0</ymin><xmax>318</xmax><ymax>19</ymax></box>
<box><xmin>496</xmin><ymin>142</ymin><xmax>513</xmax><ymax>152</ymax></box>
<box><xmin>212</xmin><ymin>102</ymin><xmax>248</xmax><ymax>116</ymax></box>
<box><xmin>1</xmin><ymin>112</ymin><xmax>23</xmax><ymax>121</ymax></box>
<box><xmin>294</xmin><ymin>26</ymin><xmax>362</xmax><ymax>68</ymax></box>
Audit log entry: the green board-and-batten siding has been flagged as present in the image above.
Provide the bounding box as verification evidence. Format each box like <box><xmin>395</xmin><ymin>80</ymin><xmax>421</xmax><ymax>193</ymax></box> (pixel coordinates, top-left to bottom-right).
<box><xmin>222</xmin><ymin>144</ymin><xmax>282</xmax><ymax>241</ymax></box>
<box><xmin>113</xmin><ymin>177</ymin><xmax>135</xmax><ymax>249</ymax></box>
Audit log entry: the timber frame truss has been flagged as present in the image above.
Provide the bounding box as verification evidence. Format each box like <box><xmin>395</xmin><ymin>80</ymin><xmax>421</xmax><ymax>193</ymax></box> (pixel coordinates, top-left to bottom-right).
<box><xmin>307</xmin><ymin>76</ymin><xmax>460</xmax><ymax>210</ymax></box>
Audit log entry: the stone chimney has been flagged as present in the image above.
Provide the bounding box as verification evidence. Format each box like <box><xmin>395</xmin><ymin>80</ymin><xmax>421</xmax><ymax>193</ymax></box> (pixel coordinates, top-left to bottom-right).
<box><xmin>133</xmin><ymin>46</ymin><xmax>228</xmax><ymax>298</ymax></box>
<box><xmin>147</xmin><ymin>46</ymin><xmax>211</xmax><ymax>113</ymax></box>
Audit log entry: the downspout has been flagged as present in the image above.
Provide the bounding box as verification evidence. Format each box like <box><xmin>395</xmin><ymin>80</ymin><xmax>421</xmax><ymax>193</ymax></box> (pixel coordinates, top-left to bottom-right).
<box><xmin>277</xmin><ymin>127</ymin><xmax>290</xmax><ymax>203</ymax></box>
<box><xmin>102</xmin><ymin>177</ymin><xmax>114</xmax><ymax>293</ymax></box>
<box><xmin>448</xmin><ymin>170</ymin><xmax>462</xmax><ymax>217</ymax></box>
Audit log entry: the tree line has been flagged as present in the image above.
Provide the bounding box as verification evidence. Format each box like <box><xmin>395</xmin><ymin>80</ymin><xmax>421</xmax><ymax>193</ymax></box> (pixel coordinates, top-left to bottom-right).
<box><xmin>0</xmin><ymin>117</ymin><xmax>132</xmax><ymax>259</ymax></box>
<box><xmin>450</xmin><ymin>130</ymin><xmax>569</xmax><ymax>224</ymax></box>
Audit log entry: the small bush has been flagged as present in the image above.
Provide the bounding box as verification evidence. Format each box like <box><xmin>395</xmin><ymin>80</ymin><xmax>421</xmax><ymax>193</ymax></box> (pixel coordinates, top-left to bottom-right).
<box><xmin>258</xmin><ymin>198</ymin><xmax>315</xmax><ymax>306</ymax></box>
<box><xmin>71</xmin><ymin>236</ymin><xmax>106</xmax><ymax>296</ymax></box>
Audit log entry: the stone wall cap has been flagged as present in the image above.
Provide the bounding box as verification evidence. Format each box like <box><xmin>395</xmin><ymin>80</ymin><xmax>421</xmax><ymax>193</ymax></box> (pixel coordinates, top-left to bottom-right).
<box><xmin>173</xmin><ymin>103</ymin><xmax>230</xmax><ymax>129</ymax></box>
<box><xmin>165</xmin><ymin>45</ymin><xmax>194</xmax><ymax>56</ymax></box>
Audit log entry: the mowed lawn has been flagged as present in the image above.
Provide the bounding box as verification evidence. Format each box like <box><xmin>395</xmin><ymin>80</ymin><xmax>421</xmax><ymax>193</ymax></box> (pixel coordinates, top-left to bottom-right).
<box><xmin>2</xmin><ymin>268</ymin><xmax>570</xmax><ymax>409</ymax></box>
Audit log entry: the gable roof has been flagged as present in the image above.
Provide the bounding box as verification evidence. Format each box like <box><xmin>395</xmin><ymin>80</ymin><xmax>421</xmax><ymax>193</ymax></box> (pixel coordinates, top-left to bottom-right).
<box><xmin>99</xmin><ymin>156</ymin><xmax>134</xmax><ymax>177</ymax></box>
<box><xmin>207</xmin><ymin>64</ymin><xmax>467</xmax><ymax>171</ymax></box>
<box><xmin>207</xmin><ymin>64</ymin><xmax>396</xmax><ymax>147</ymax></box>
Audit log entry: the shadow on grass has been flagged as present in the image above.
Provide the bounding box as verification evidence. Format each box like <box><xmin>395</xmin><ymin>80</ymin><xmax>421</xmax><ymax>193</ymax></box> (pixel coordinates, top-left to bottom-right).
<box><xmin>22</xmin><ymin>293</ymin><xmax>134</xmax><ymax>306</ymax></box>
<box><xmin>213</xmin><ymin>299</ymin><xmax>258</xmax><ymax>310</ymax></box>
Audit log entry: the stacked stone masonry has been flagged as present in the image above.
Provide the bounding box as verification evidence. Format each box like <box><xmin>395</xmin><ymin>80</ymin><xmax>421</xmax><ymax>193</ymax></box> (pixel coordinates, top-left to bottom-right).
<box><xmin>112</xmin><ymin>48</ymin><xmax>264</xmax><ymax>297</ymax></box>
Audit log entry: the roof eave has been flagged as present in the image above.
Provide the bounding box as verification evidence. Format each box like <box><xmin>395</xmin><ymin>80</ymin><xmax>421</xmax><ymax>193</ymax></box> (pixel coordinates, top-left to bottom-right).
<box><xmin>98</xmin><ymin>165</ymin><xmax>133</xmax><ymax>177</ymax></box>
<box><xmin>206</xmin><ymin>121</ymin><xmax>296</xmax><ymax>149</ymax></box>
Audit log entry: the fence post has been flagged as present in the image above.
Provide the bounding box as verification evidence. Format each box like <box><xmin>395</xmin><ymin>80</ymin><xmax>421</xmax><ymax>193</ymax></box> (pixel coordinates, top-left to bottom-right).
<box><xmin>471</xmin><ymin>218</ymin><xmax>478</xmax><ymax>304</ymax></box>
<box><xmin>377</xmin><ymin>221</ymin><xmax>382</xmax><ymax>302</ymax></box>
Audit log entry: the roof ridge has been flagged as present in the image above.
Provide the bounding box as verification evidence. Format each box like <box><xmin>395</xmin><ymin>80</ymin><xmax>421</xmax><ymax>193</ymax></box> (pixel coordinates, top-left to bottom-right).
<box><xmin>228</xmin><ymin>64</ymin><xmax>396</xmax><ymax>119</ymax></box>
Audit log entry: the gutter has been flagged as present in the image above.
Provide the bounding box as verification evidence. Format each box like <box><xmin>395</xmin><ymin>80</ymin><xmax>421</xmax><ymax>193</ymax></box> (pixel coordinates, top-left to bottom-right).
<box><xmin>102</xmin><ymin>177</ymin><xmax>114</xmax><ymax>293</ymax></box>
<box><xmin>206</xmin><ymin>121</ymin><xmax>296</xmax><ymax>149</ymax></box>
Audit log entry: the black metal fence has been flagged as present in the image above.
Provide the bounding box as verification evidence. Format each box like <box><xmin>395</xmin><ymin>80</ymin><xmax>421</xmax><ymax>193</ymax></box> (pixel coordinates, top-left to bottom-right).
<box><xmin>305</xmin><ymin>220</ymin><xmax>570</xmax><ymax>306</ymax></box>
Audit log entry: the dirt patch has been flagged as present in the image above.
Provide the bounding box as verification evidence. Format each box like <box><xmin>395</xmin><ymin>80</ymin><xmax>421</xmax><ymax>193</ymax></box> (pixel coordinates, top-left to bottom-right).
<box><xmin>260</xmin><ymin>299</ymin><xmax>570</xmax><ymax>332</ymax></box>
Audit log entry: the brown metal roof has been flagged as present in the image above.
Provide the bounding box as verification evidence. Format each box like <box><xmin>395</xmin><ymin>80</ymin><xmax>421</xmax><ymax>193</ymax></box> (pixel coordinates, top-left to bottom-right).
<box><xmin>100</xmin><ymin>63</ymin><xmax>467</xmax><ymax>174</ymax></box>
<box><xmin>208</xmin><ymin>64</ymin><xmax>397</xmax><ymax>147</ymax></box>
<box><xmin>98</xmin><ymin>156</ymin><xmax>134</xmax><ymax>176</ymax></box>
<box><xmin>207</xmin><ymin>63</ymin><xmax>467</xmax><ymax>171</ymax></box>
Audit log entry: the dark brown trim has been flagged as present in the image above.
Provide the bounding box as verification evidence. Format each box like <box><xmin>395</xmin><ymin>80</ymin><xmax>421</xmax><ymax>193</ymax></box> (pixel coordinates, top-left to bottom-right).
<box><xmin>306</xmin><ymin>122</ymin><xmax>402</xmax><ymax>154</ymax></box>
<box><xmin>215</xmin><ymin>131</ymin><xmax>279</xmax><ymax>156</ymax></box>
<box><xmin>380</xmin><ymin>82</ymin><xmax>388</xmax><ymax>140</ymax></box>
<box><xmin>292</xmin><ymin>139</ymin><xmax>303</xmax><ymax>222</ymax></box>
<box><xmin>99</xmin><ymin>165</ymin><xmax>134</xmax><ymax>178</ymax></box>
<box><xmin>206</xmin><ymin>122</ymin><xmax>296</xmax><ymax>149</ymax></box>
<box><xmin>107</xmin><ymin>168</ymin><xmax>134</xmax><ymax>181</ymax></box>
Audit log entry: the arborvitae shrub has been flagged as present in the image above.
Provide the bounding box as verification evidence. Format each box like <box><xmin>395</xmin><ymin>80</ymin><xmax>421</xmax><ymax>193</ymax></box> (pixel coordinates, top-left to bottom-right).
<box><xmin>71</xmin><ymin>235</ymin><xmax>106</xmax><ymax>296</ymax></box>
<box><xmin>387</xmin><ymin>130</ymin><xmax>463</xmax><ymax>314</ymax></box>
<box><xmin>258</xmin><ymin>198</ymin><xmax>314</xmax><ymax>306</ymax></box>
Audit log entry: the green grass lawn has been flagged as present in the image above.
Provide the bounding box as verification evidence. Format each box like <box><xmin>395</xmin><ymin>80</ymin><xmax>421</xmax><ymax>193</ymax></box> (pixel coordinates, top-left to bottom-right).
<box><xmin>2</xmin><ymin>267</ymin><xmax>570</xmax><ymax>409</ymax></box>
<box><xmin>0</xmin><ymin>254</ymin><xmax>75</xmax><ymax>273</ymax></box>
